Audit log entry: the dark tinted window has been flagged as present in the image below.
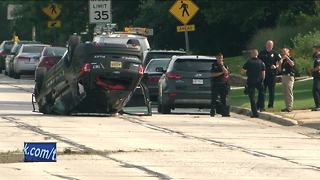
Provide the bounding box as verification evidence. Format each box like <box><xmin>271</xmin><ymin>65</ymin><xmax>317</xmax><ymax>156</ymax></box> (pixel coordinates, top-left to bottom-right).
<box><xmin>145</xmin><ymin>59</ymin><xmax>170</xmax><ymax>72</ymax></box>
<box><xmin>44</xmin><ymin>47</ymin><xmax>67</xmax><ymax>57</ymax></box>
<box><xmin>145</xmin><ymin>52</ymin><xmax>185</xmax><ymax>64</ymax></box>
<box><xmin>173</xmin><ymin>59</ymin><xmax>213</xmax><ymax>72</ymax></box>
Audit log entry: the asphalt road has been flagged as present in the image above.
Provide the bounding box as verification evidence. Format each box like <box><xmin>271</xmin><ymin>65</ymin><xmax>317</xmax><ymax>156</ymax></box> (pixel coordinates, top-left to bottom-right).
<box><xmin>1</xmin><ymin>74</ymin><xmax>320</xmax><ymax>180</ymax></box>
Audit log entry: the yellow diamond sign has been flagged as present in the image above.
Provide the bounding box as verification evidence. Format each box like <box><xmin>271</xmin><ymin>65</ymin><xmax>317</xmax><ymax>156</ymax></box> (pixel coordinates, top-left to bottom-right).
<box><xmin>42</xmin><ymin>3</ymin><xmax>61</xmax><ymax>20</ymax></box>
<box><xmin>169</xmin><ymin>0</ymin><xmax>199</xmax><ymax>25</ymax></box>
<box><xmin>48</xmin><ymin>20</ymin><xmax>61</xmax><ymax>28</ymax></box>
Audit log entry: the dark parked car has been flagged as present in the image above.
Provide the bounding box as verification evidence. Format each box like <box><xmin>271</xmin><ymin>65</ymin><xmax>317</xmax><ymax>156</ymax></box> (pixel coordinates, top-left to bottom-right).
<box><xmin>143</xmin><ymin>58</ymin><xmax>170</xmax><ymax>101</ymax></box>
<box><xmin>143</xmin><ymin>50</ymin><xmax>186</xmax><ymax>66</ymax></box>
<box><xmin>34</xmin><ymin>36</ymin><xmax>144</xmax><ymax>115</ymax></box>
<box><xmin>158</xmin><ymin>55</ymin><xmax>216</xmax><ymax>114</ymax></box>
<box><xmin>0</xmin><ymin>40</ymin><xmax>14</xmax><ymax>73</ymax></box>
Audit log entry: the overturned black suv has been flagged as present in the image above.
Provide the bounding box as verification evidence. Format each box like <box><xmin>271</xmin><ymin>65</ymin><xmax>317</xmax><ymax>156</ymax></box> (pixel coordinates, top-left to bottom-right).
<box><xmin>34</xmin><ymin>36</ymin><xmax>144</xmax><ymax>115</ymax></box>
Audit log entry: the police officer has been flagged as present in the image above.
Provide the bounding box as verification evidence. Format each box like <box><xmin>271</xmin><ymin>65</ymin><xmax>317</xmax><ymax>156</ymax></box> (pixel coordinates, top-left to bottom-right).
<box><xmin>279</xmin><ymin>48</ymin><xmax>295</xmax><ymax>112</ymax></box>
<box><xmin>258</xmin><ymin>40</ymin><xmax>281</xmax><ymax>109</ymax></box>
<box><xmin>210</xmin><ymin>53</ymin><xmax>230</xmax><ymax>117</ymax></box>
<box><xmin>312</xmin><ymin>48</ymin><xmax>320</xmax><ymax>111</ymax></box>
<box><xmin>242</xmin><ymin>49</ymin><xmax>266</xmax><ymax>118</ymax></box>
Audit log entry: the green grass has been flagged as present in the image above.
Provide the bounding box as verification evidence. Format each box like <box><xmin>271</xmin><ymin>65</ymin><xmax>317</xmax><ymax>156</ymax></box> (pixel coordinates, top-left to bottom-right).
<box><xmin>230</xmin><ymin>79</ymin><xmax>314</xmax><ymax>111</ymax></box>
<box><xmin>224</xmin><ymin>56</ymin><xmax>246</xmax><ymax>75</ymax></box>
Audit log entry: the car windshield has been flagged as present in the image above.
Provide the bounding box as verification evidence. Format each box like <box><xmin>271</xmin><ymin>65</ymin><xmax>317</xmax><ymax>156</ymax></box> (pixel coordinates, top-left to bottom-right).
<box><xmin>44</xmin><ymin>47</ymin><xmax>67</xmax><ymax>57</ymax></box>
<box><xmin>174</xmin><ymin>59</ymin><xmax>213</xmax><ymax>72</ymax></box>
<box><xmin>145</xmin><ymin>59</ymin><xmax>170</xmax><ymax>72</ymax></box>
<box><xmin>22</xmin><ymin>46</ymin><xmax>47</xmax><ymax>53</ymax></box>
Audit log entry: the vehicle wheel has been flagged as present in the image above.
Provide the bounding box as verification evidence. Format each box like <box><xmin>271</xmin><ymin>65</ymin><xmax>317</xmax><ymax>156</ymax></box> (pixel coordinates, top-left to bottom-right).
<box><xmin>157</xmin><ymin>103</ymin><xmax>163</xmax><ymax>113</ymax></box>
<box><xmin>8</xmin><ymin>70</ymin><xmax>13</xmax><ymax>77</ymax></box>
<box><xmin>158</xmin><ymin>101</ymin><xmax>170</xmax><ymax>114</ymax></box>
<box><xmin>4</xmin><ymin>70</ymin><xmax>8</xmax><ymax>75</ymax></box>
<box><xmin>161</xmin><ymin>103</ymin><xmax>171</xmax><ymax>114</ymax></box>
<box><xmin>13</xmin><ymin>72</ymin><xmax>20</xmax><ymax>79</ymax></box>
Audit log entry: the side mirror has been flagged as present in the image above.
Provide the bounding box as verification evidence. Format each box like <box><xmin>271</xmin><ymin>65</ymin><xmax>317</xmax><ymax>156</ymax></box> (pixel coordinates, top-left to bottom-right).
<box><xmin>155</xmin><ymin>67</ymin><xmax>165</xmax><ymax>73</ymax></box>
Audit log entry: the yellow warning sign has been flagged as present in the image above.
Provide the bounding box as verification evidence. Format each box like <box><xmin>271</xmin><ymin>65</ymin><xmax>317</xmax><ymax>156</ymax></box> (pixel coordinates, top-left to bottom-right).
<box><xmin>48</xmin><ymin>20</ymin><xmax>61</xmax><ymax>28</ymax></box>
<box><xmin>42</xmin><ymin>3</ymin><xmax>61</xmax><ymax>20</ymax></box>
<box><xmin>177</xmin><ymin>24</ymin><xmax>195</xmax><ymax>32</ymax></box>
<box><xmin>169</xmin><ymin>0</ymin><xmax>199</xmax><ymax>25</ymax></box>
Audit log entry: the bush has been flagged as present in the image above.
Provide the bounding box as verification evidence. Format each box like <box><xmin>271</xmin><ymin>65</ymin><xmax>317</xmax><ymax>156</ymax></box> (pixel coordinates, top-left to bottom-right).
<box><xmin>247</xmin><ymin>26</ymin><xmax>304</xmax><ymax>51</ymax></box>
<box><xmin>291</xmin><ymin>30</ymin><xmax>320</xmax><ymax>76</ymax></box>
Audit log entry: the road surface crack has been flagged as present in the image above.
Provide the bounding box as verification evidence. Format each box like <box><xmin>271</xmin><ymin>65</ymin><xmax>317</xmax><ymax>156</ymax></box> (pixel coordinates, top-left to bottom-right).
<box><xmin>120</xmin><ymin>115</ymin><xmax>320</xmax><ymax>172</ymax></box>
<box><xmin>1</xmin><ymin>116</ymin><xmax>172</xmax><ymax>180</ymax></box>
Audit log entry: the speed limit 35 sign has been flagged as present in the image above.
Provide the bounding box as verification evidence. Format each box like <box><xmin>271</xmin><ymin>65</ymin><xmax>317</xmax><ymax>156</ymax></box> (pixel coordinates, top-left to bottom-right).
<box><xmin>89</xmin><ymin>0</ymin><xmax>111</xmax><ymax>24</ymax></box>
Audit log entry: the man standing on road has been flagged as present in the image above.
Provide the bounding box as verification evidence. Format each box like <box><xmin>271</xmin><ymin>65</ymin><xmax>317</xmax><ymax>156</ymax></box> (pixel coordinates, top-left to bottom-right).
<box><xmin>258</xmin><ymin>40</ymin><xmax>281</xmax><ymax>109</ymax></box>
<box><xmin>242</xmin><ymin>49</ymin><xmax>266</xmax><ymax>118</ymax></box>
<box><xmin>312</xmin><ymin>47</ymin><xmax>320</xmax><ymax>111</ymax></box>
<box><xmin>210</xmin><ymin>53</ymin><xmax>230</xmax><ymax>117</ymax></box>
<box><xmin>279</xmin><ymin>48</ymin><xmax>295</xmax><ymax>112</ymax></box>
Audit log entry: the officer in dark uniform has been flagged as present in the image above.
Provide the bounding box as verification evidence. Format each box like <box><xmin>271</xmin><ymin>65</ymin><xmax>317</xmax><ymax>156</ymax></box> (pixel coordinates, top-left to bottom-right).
<box><xmin>242</xmin><ymin>49</ymin><xmax>266</xmax><ymax>118</ymax></box>
<box><xmin>258</xmin><ymin>40</ymin><xmax>281</xmax><ymax>109</ymax></box>
<box><xmin>210</xmin><ymin>53</ymin><xmax>230</xmax><ymax>117</ymax></box>
<box><xmin>312</xmin><ymin>49</ymin><xmax>320</xmax><ymax>111</ymax></box>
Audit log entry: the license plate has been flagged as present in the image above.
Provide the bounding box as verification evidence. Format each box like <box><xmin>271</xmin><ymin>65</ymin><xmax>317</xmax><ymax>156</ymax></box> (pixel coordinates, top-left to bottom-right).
<box><xmin>110</xmin><ymin>61</ymin><xmax>122</xmax><ymax>68</ymax></box>
<box><xmin>192</xmin><ymin>79</ymin><xmax>203</xmax><ymax>85</ymax></box>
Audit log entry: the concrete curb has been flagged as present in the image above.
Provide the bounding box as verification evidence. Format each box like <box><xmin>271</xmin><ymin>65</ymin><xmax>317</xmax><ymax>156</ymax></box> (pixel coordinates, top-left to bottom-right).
<box><xmin>231</xmin><ymin>106</ymin><xmax>298</xmax><ymax>126</ymax></box>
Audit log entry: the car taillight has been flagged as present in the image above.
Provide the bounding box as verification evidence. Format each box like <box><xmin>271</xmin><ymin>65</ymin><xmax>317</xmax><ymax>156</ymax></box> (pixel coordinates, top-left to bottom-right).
<box><xmin>16</xmin><ymin>56</ymin><xmax>30</xmax><ymax>61</ymax></box>
<box><xmin>80</xmin><ymin>63</ymin><xmax>91</xmax><ymax>76</ymax></box>
<box><xmin>138</xmin><ymin>65</ymin><xmax>144</xmax><ymax>75</ymax></box>
<box><xmin>166</xmin><ymin>72</ymin><xmax>182</xmax><ymax>80</ymax></box>
<box><xmin>0</xmin><ymin>51</ymin><xmax>6</xmax><ymax>56</ymax></box>
<box><xmin>169</xmin><ymin>92</ymin><xmax>177</xmax><ymax>97</ymax></box>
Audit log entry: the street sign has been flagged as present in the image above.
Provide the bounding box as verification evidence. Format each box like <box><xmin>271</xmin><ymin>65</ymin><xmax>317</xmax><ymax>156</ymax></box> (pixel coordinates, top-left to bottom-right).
<box><xmin>169</xmin><ymin>0</ymin><xmax>199</xmax><ymax>25</ymax></box>
<box><xmin>42</xmin><ymin>3</ymin><xmax>61</xmax><ymax>20</ymax></box>
<box><xmin>177</xmin><ymin>24</ymin><xmax>195</xmax><ymax>32</ymax></box>
<box><xmin>48</xmin><ymin>20</ymin><xmax>61</xmax><ymax>28</ymax></box>
<box><xmin>89</xmin><ymin>0</ymin><xmax>112</xmax><ymax>24</ymax></box>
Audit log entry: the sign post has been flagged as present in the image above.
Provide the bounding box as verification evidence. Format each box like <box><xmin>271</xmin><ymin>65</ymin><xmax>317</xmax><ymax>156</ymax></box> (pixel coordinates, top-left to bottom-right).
<box><xmin>169</xmin><ymin>0</ymin><xmax>199</xmax><ymax>52</ymax></box>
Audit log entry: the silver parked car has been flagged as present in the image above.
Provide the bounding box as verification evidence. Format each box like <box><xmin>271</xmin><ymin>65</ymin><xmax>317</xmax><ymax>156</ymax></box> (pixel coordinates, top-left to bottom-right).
<box><xmin>5</xmin><ymin>41</ymin><xmax>40</xmax><ymax>77</ymax></box>
<box><xmin>12</xmin><ymin>44</ymin><xmax>50</xmax><ymax>79</ymax></box>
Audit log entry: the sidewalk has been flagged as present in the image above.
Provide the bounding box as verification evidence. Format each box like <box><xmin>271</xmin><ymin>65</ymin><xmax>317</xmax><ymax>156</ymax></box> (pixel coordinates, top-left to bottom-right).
<box><xmin>231</xmin><ymin>106</ymin><xmax>320</xmax><ymax>129</ymax></box>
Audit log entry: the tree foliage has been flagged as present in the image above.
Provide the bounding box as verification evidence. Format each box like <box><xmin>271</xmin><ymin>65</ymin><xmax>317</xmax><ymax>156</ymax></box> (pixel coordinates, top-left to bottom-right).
<box><xmin>0</xmin><ymin>0</ymin><xmax>318</xmax><ymax>56</ymax></box>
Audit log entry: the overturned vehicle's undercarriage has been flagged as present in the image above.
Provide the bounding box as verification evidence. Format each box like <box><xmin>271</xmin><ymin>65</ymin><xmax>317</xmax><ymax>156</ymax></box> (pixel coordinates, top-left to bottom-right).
<box><xmin>33</xmin><ymin>36</ymin><xmax>148</xmax><ymax>115</ymax></box>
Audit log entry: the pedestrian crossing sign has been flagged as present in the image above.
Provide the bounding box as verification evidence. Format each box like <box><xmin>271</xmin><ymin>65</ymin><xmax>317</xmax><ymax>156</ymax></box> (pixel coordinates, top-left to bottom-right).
<box><xmin>42</xmin><ymin>3</ymin><xmax>61</xmax><ymax>20</ymax></box>
<box><xmin>169</xmin><ymin>0</ymin><xmax>199</xmax><ymax>25</ymax></box>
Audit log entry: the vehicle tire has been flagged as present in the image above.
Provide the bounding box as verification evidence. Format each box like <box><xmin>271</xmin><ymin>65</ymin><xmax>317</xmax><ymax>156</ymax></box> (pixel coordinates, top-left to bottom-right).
<box><xmin>158</xmin><ymin>100</ymin><xmax>170</xmax><ymax>114</ymax></box>
<box><xmin>157</xmin><ymin>103</ymin><xmax>163</xmax><ymax>113</ymax></box>
<box><xmin>13</xmin><ymin>72</ymin><xmax>20</xmax><ymax>79</ymax></box>
<box><xmin>4</xmin><ymin>70</ymin><xmax>8</xmax><ymax>75</ymax></box>
<box><xmin>161</xmin><ymin>103</ymin><xmax>171</xmax><ymax>114</ymax></box>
